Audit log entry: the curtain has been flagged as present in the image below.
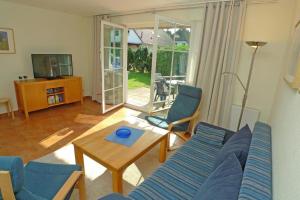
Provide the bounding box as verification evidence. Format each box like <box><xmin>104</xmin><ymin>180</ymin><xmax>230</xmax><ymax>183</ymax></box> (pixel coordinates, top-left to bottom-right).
<box><xmin>92</xmin><ymin>16</ymin><xmax>102</xmax><ymax>103</ymax></box>
<box><xmin>194</xmin><ymin>0</ymin><xmax>246</xmax><ymax>128</ymax></box>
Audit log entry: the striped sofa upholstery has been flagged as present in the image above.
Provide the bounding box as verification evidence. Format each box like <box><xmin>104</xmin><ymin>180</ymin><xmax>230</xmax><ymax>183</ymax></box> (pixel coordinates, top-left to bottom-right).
<box><xmin>99</xmin><ymin>122</ymin><xmax>272</xmax><ymax>200</ymax></box>
<box><xmin>128</xmin><ymin>133</ymin><xmax>222</xmax><ymax>200</ymax></box>
<box><xmin>238</xmin><ymin>122</ymin><xmax>272</xmax><ymax>200</ymax></box>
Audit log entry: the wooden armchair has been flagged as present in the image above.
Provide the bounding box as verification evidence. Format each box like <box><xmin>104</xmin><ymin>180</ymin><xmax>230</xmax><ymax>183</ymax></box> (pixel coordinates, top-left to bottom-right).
<box><xmin>0</xmin><ymin>156</ymin><xmax>86</xmax><ymax>200</ymax></box>
<box><xmin>146</xmin><ymin>84</ymin><xmax>202</xmax><ymax>150</ymax></box>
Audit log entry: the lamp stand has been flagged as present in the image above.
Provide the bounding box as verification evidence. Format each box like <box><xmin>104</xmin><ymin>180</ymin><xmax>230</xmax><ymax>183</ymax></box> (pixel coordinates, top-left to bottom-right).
<box><xmin>237</xmin><ymin>41</ymin><xmax>266</xmax><ymax>131</ymax></box>
<box><xmin>237</xmin><ymin>46</ymin><xmax>258</xmax><ymax>130</ymax></box>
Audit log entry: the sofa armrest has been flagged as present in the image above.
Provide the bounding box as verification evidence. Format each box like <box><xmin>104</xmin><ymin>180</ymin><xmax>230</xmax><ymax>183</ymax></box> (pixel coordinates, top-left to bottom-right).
<box><xmin>194</xmin><ymin>122</ymin><xmax>236</xmax><ymax>144</ymax></box>
<box><xmin>98</xmin><ymin>193</ymin><xmax>130</xmax><ymax>200</ymax></box>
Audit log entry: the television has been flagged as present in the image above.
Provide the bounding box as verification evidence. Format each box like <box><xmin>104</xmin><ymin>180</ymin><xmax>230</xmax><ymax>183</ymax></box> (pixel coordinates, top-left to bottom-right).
<box><xmin>32</xmin><ymin>54</ymin><xmax>73</xmax><ymax>79</ymax></box>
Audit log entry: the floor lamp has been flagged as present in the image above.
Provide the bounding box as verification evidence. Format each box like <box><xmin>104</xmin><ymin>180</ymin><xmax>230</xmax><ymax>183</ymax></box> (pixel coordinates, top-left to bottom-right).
<box><xmin>223</xmin><ymin>41</ymin><xmax>267</xmax><ymax>131</ymax></box>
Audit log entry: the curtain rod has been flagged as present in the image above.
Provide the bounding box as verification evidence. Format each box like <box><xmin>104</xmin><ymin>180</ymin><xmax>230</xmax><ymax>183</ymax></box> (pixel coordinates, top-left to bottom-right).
<box><xmin>96</xmin><ymin>0</ymin><xmax>278</xmax><ymax>18</ymax></box>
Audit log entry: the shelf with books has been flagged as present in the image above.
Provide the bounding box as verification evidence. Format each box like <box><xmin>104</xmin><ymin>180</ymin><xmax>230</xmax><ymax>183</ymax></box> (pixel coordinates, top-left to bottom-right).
<box><xmin>47</xmin><ymin>90</ymin><xmax>65</xmax><ymax>106</ymax></box>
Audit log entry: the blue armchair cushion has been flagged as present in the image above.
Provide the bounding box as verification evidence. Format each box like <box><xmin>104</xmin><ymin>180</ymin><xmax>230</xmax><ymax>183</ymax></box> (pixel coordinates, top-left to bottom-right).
<box><xmin>214</xmin><ymin>125</ymin><xmax>252</xmax><ymax>170</ymax></box>
<box><xmin>15</xmin><ymin>188</ymin><xmax>47</xmax><ymax>200</ymax></box>
<box><xmin>167</xmin><ymin>85</ymin><xmax>202</xmax><ymax>125</ymax></box>
<box><xmin>0</xmin><ymin>156</ymin><xmax>24</xmax><ymax>193</ymax></box>
<box><xmin>192</xmin><ymin>153</ymin><xmax>243</xmax><ymax>200</ymax></box>
<box><xmin>195</xmin><ymin>124</ymin><xmax>225</xmax><ymax>148</ymax></box>
<box><xmin>177</xmin><ymin>84</ymin><xmax>202</xmax><ymax>99</ymax></box>
<box><xmin>21</xmin><ymin>161</ymin><xmax>81</xmax><ymax>200</ymax></box>
<box><xmin>98</xmin><ymin>193</ymin><xmax>130</xmax><ymax>200</ymax></box>
<box><xmin>145</xmin><ymin>116</ymin><xmax>188</xmax><ymax>131</ymax></box>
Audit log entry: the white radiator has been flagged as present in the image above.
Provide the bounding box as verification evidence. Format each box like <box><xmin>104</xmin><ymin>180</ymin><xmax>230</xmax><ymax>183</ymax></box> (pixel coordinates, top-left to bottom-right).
<box><xmin>229</xmin><ymin>104</ymin><xmax>260</xmax><ymax>132</ymax></box>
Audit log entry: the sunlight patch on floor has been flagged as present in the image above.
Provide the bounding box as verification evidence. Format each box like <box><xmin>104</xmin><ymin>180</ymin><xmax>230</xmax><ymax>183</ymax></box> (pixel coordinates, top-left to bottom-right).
<box><xmin>123</xmin><ymin>163</ymin><xmax>145</xmax><ymax>186</ymax></box>
<box><xmin>52</xmin><ymin>144</ymin><xmax>107</xmax><ymax>181</ymax></box>
<box><xmin>74</xmin><ymin>114</ymin><xmax>103</xmax><ymax>125</ymax></box>
<box><xmin>40</xmin><ymin>128</ymin><xmax>74</xmax><ymax>148</ymax></box>
<box><xmin>169</xmin><ymin>133</ymin><xmax>178</xmax><ymax>147</ymax></box>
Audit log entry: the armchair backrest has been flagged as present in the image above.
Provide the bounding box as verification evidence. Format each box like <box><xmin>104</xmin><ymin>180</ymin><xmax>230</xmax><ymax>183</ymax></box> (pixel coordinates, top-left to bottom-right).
<box><xmin>167</xmin><ymin>84</ymin><xmax>202</xmax><ymax>123</ymax></box>
<box><xmin>0</xmin><ymin>156</ymin><xmax>24</xmax><ymax>199</ymax></box>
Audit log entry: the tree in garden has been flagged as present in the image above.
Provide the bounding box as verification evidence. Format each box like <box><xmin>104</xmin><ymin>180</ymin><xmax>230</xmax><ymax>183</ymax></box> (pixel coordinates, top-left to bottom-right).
<box><xmin>133</xmin><ymin>46</ymin><xmax>152</xmax><ymax>73</ymax></box>
<box><xmin>127</xmin><ymin>48</ymin><xmax>135</xmax><ymax>71</ymax></box>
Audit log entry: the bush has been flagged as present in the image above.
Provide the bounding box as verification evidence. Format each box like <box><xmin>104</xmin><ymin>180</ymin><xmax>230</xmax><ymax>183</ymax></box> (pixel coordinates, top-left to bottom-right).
<box><xmin>127</xmin><ymin>44</ymin><xmax>189</xmax><ymax>76</ymax></box>
<box><xmin>127</xmin><ymin>48</ymin><xmax>135</xmax><ymax>71</ymax></box>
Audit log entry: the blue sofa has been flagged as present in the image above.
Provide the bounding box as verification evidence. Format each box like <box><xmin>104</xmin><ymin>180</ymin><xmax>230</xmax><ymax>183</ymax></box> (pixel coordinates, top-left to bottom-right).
<box><xmin>100</xmin><ymin>122</ymin><xmax>272</xmax><ymax>200</ymax></box>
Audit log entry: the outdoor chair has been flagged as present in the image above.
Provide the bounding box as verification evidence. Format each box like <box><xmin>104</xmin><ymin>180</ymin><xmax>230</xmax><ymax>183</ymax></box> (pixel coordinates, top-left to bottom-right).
<box><xmin>154</xmin><ymin>79</ymin><xmax>176</xmax><ymax>102</ymax></box>
<box><xmin>146</xmin><ymin>84</ymin><xmax>202</xmax><ymax>150</ymax></box>
<box><xmin>0</xmin><ymin>156</ymin><xmax>85</xmax><ymax>200</ymax></box>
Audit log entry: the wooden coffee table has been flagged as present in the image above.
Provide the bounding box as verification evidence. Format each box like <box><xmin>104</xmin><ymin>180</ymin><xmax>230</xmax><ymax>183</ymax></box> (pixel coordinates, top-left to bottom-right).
<box><xmin>72</xmin><ymin>120</ymin><xmax>169</xmax><ymax>195</ymax></box>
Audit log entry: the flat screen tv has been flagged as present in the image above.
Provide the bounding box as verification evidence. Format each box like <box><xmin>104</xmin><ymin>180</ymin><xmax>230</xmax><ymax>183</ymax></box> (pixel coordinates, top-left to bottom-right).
<box><xmin>32</xmin><ymin>54</ymin><xmax>73</xmax><ymax>79</ymax></box>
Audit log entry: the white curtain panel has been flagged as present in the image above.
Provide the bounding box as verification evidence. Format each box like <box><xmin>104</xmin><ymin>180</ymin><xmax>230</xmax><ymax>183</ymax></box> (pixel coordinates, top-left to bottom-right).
<box><xmin>194</xmin><ymin>0</ymin><xmax>246</xmax><ymax>127</ymax></box>
<box><xmin>92</xmin><ymin>16</ymin><xmax>102</xmax><ymax>103</ymax></box>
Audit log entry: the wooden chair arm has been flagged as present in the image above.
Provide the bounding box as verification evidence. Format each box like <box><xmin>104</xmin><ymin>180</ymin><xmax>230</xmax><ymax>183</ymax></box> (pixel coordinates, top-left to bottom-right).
<box><xmin>0</xmin><ymin>171</ymin><xmax>16</xmax><ymax>200</ymax></box>
<box><xmin>149</xmin><ymin>107</ymin><xmax>171</xmax><ymax>115</ymax></box>
<box><xmin>53</xmin><ymin>171</ymin><xmax>83</xmax><ymax>200</ymax></box>
<box><xmin>168</xmin><ymin>115</ymin><xmax>196</xmax><ymax>131</ymax></box>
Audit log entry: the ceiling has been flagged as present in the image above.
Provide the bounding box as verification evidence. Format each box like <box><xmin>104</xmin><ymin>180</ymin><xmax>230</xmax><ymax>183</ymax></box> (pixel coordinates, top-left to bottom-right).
<box><xmin>4</xmin><ymin>0</ymin><xmax>205</xmax><ymax>16</ymax></box>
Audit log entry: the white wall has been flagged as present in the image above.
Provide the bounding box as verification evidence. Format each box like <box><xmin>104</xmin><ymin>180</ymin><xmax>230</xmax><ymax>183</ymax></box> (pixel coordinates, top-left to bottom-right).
<box><xmin>0</xmin><ymin>0</ymin><xmax>93</xmax><ymax>113</ymax></box>
<box><xmin>270</xmin><ymin>0</ymin><xmax>300</xmax><ymax>199</ymax></box>
<box><xmin>234</xmin><ymin>0</ymin><xmax>295</xmax><ymax>122</ymax></box>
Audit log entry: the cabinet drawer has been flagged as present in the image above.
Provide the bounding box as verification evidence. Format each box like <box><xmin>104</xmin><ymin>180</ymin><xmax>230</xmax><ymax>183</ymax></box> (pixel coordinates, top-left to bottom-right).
<box><xmin>46</xmin><ymin>81</ymin><xmax>64</xmax><ymax>89</ymax></box>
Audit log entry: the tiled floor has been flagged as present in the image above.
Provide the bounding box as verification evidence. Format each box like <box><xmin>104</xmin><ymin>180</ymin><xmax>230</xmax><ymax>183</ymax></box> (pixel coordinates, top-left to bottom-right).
<box><xmin>0</xmin><ymin>98</ymin><xmax>135</xmax><ymax>163</ymax></box>
<box><xmin>0</xmin><ymin>97</ymin><xmax>188</xmax><ymax>163</ymax></box>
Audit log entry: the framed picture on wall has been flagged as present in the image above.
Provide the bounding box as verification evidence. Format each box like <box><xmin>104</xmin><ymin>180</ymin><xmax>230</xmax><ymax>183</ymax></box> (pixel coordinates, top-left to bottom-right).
<box><xmin>0</xmin><ymin>28</ymin><xmax>16</xmax><ymax>54</ymax></box>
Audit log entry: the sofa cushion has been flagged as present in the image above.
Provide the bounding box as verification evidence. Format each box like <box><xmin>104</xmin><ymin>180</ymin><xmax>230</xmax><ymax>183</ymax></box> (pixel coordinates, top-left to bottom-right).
<box><xmin>195</xmin><ymin>124</ymin><xmax>226</xmax><ymax>147</ymax></box>
<box><xmin>214</xmin><ymin>125</ymin><xmax>252</xmax><ymax>170</ymax></box>
<box><xmin>128</xmin><ymin>133</ymin><xmax>222</xmax><ymax>200</ymax></box>
<box><xmin>195</xmin><ymin>122</ymin><xmax>235</xmax><ymax>144</ymax></box>
<box><xmin>0</xmin><ymin>156</ymin><xmax>24</xmax><ymax>193</ymax></box>
<box><xmin>192</xmin><ymin>153</ymin><xmax>243</xmax><ymax>200</ymax></box>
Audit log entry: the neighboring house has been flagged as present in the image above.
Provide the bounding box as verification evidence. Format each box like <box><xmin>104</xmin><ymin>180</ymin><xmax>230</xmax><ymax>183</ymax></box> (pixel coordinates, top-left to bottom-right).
<box><xmin>128</xmin><ymin>29</ymin><xmax>142</xmax><ymax>48</ymax></box>
<box><xmin>135</xmin><ymin>29</ymin><xmax>173</xmax><ymax>46</ymax></box>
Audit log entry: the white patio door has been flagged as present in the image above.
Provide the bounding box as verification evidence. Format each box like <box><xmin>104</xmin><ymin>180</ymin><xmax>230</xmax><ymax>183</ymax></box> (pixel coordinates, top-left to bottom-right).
<box><xmin>150</xmin><ymin>15</ymin><xmax>191</xmax><ymax>111</ymax></box>
<box><xmin>101</xmin><ymin>21</ymin><xmax>127</xmax><ymax>113</ymax></box>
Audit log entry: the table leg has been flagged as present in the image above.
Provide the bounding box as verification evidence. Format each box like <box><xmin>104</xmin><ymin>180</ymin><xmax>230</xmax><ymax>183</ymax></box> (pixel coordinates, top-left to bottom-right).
<box><xmin>159</xmin><ymin>135</ymin><xmax>168</xmax><ymax>163</ymax></box>
<box><xmin>74</xmin><ymin>146</ymin><xmax>87</xmax><ymax>200</ymax></box>
<box><xmin>8</xmin><ymin>100</ymin><xmax>14</xmax><ymax>119</ymax></box>
<box><xmin>5</xmin><ymin>102</ymin><xmax>10</xmax><ymax>117</ymax></box>
<box><xmin>112</xmin><ymin>170</ymin><xmax>123</xmax><ymax>193</ymax></box>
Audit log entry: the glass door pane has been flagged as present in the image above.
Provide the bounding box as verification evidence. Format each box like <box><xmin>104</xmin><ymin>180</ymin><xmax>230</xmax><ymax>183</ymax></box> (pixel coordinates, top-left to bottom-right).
<box><xmin>150</xmin><ymin>16</ymin><xmax>191</xmax><ymax>111</ymax></box>
<box><xmin>101</xmin><ymin>21</ymin><xmax>126</xmax><ymax>113</ymax></box>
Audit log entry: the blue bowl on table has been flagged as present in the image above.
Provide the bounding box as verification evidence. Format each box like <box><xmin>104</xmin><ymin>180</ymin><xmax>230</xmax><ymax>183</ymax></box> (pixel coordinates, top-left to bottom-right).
<box><xmin>116</xmin><ymin>128</ymin><xmax>131</xmax><ymax>138</ymax></box>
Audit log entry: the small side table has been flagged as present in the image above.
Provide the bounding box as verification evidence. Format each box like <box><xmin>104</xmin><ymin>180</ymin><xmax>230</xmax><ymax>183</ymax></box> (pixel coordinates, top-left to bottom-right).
<box><xmin>0</xmin><ymin>98</ymin><xmax>15</xmax><ymax>119</ymax></box>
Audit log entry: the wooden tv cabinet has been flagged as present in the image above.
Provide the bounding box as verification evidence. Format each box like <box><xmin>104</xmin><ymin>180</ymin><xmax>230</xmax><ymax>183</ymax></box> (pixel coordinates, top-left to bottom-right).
<box><xmin>14</xmin><ymin>76</ymin><xmax>83</xmax><ymax>119</ymax></box>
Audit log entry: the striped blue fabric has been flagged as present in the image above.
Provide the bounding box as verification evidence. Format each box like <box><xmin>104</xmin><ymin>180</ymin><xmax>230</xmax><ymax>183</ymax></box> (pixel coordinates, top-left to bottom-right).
<box><xmin>238</xmin><ymin>122</ymin><xmax>272</xmax><ymax>200</ymax></box>
<box><xmin>116</xmin><ymin>122</ymin><xmax>272</xmax><ymax>200</ymax></box>
<box><xmin>195</xmin><ymin>124</ymin><xmax>226</xmax><ymax>148</ymax></box>
<box><xmin>128</xmin><ymin>134</ymin><xmax>222</xmax><ymax>200</ymax></box>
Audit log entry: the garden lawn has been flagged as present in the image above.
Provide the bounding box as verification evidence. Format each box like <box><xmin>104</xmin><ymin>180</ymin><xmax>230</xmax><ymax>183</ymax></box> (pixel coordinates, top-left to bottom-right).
<box><xmin>128</xmin><ymin>71</ymin><xmax>151</xmax><ymax>89</ymax></box>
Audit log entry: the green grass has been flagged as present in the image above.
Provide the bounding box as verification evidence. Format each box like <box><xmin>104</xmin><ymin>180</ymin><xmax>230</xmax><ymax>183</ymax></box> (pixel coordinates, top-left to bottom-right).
<box><xmin>128</xmin><ymin>71</ymin><xmax>151</xmax><ymax>89</ymax></box>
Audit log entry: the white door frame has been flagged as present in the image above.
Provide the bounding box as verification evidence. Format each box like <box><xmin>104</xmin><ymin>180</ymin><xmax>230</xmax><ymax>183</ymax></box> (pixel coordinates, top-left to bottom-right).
<box><xmin>149</xmin><ymin>15</ymin><xmax>192</xmax><ymax>112</ymax></box>
<box><xmin>101</xmin><ymin>20</ymin><xmax>128</xmax><ymax>114</ymax></box>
